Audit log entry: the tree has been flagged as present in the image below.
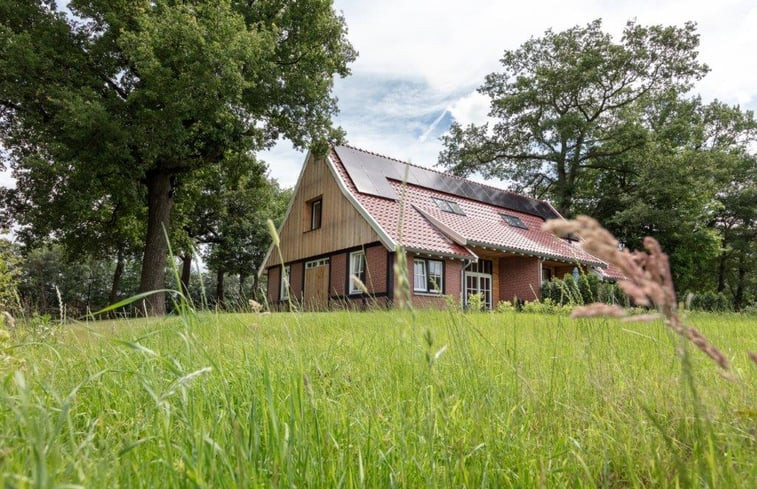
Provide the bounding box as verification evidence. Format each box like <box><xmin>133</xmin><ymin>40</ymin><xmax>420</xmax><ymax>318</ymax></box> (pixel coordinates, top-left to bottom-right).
<box><xmin>0</xmin><ymin>234</ymin><xmax>21</xmax><ymax>314</ymax></box>
<box><xmin>439</xmin><ymin>19</ymin><xmax>708</xmax><ymax>215</ymax></box>
<box><xmin>203</xmin><ymin>173</ymin><xmax>291</xmax><ymax>306</ymax></box>
<box><xmin>1</xmin><ymin>0</ymin><xmax>355</xmax><ymax>314</ymax></box>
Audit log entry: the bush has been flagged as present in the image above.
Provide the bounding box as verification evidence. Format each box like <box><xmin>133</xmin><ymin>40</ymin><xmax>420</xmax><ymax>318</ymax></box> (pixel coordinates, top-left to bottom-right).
<box><xmin>495</xmin><ymin>300</ymin><xmax>516</xmax><ymax>313</ymax></box>
<box><xmin>689</xmin><ymin>291</ymin><xmax>732</xmax><ymax>312</ymax></box>
<box><xmin>521</xmin><ymin>298</ymin><xmax>571</xmax><ymax>315</ymax></box>
<box><xmin>467</xmin><ymin>293</ymin><xmax>485</xmax><ymax>312</ymax></box>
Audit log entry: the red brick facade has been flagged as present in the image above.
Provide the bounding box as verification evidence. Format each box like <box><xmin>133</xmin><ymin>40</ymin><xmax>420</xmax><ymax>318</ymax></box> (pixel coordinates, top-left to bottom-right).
<box><xmin>402</xmin><ymin>252</ymin><xmax>463</xmax><ymax>309</ymax></box>
<box><xmin>498</xmin><ymin>256</ymin><xmax>541</xmax><ymax>303</ymax></box>
<box><xmin>364</xmin><ymin>245</ymin><xmax>388</xmax><ymax>293</ymax></box>
<box><xmin>329</xmin><ymin>253</ymin><xmax>346</xmax><ymax>296</ymax></box>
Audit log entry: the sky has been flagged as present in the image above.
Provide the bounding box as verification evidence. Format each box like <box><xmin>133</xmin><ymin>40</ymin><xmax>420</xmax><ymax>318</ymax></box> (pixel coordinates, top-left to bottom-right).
<box><xmin>1</xmin><ymin>0</ymin><xmax>756</xmax><ymax>191</ymax></box>
<box><xmin>262</xmin><ymin>0</ymin><xmax>757</xmax><ymax>188</ymax></box>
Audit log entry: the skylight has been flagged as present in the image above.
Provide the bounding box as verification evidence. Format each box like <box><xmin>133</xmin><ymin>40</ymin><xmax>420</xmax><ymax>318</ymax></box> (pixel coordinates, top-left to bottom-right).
<box><xmin>432</xmin><ymin>197</ymin><xmax>465</xmax><ymax>216</ymax></box>
<box><xmin>501</xmin><ymin>214</ymin><xmax>528</xmax><ymax>229</ymax></box>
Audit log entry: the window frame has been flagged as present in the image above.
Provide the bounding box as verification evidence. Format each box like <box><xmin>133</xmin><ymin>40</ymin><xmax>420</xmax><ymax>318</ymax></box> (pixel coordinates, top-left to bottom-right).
<box><xmin>348</xmin><ymin>251</ymin><xmax>366</xmax><ymax>295</ymax></box>
<box><xmin>310</xmin><ymin>198</ymin><xmax>322</xmax><ymax>230</ymax></box>
<box><xmin>280</xmin><ymin>264</ymin><xmax>291</xmax><ymax>300</ymax></box>
<box><xmin>432</xmin><ymin>197</ymin><xmax>466</xmax><ymax>216</ymax></box>
<box><xmin>500</xmin><ymin>213</ymin><xmax>528</xmax><ymax>229</ymax></box>
<box><xmin>413</xmin><ymin>258</ymin><xmax>444</xmax><ymax>294</ymax></box>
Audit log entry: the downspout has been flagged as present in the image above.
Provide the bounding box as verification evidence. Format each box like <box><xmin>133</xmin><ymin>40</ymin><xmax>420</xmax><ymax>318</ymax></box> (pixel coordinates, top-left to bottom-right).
<box><xmin>461</xmin><ymin>258</ymin><xmax>473</xmax><ymax>307</ymax></box>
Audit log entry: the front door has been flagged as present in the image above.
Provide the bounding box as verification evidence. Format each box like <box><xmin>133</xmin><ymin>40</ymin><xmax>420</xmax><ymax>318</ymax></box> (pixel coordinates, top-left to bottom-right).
<box><xmin>304</xmin><ymin>258</ymin><xmax>330</xmax><ymax>310</ymax></box>
<box><xmin>465</xmin><ymin>271</ymin><xmax>492</xmax><ymax>310</ymax></box>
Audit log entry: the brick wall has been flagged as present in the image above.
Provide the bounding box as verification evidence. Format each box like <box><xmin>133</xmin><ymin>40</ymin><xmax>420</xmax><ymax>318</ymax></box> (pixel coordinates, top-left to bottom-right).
<box><xmin>365</xmin><ymin>246</ymin><xmax>388</xmax><ymax>293</ymax></box>
<box><xmin>401</xmin><ymin>252</ymin><xmax>463</xmax><ymax>310</ymax></box>
<box><xmin>499</xmin><ymin>256</ymin><xmax>541</xmax><ymax>302</ymax></box>
<box><xmin>330</xmin><ymin>253</ymin><xmax>346</xmax><ymax>296</ymax></box>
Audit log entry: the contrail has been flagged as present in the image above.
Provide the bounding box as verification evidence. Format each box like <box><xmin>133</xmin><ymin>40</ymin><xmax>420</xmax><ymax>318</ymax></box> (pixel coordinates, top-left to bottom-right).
<box><xmin>418</xmin><ymin>108</ymin><xmax>449</xmax><ymax>142</ymax></box>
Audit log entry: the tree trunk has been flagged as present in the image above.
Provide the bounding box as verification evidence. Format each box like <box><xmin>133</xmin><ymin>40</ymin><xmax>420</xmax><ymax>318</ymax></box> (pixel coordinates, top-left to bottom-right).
<box><xmin>215</xmin><ymin>269</ymin><xmax>225</xmax><ymax>309</ymax></box>
<box><xmin>716</xmin><ymin>250</ymin><xmax>728</xmax><ymax>293</ymax></box>
<box><xmin>239</xmin><ymin>273</ymin><xmax>247</xmax><ymax>301</ymax></box>
<box><xmin>180</xmin><ymin>254</ymin><xmax>192</xmax><ymax>298</ymax></box>
<box><xmin>109</xmin><ymin>247</ymin><xmax>125</xmax><ymax>305</ymax></box>
<box><xmin>734</xmin><ymin>254</ymin><xmax>746</xmax><ymax>310</ymax></box>
<box><xmin>252</xmin><ymin>273</ymin><xmax>260</xmax><ymax>301</ymax></box>
<box><xmin>139</xmin><ymin>171</ymin><xmax>174</xmax><ymax>316</ymax></box>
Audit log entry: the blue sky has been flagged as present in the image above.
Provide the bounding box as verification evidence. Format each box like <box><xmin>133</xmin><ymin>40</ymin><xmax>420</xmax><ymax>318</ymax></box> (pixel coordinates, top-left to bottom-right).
<box><xmin>1</xmin><ymin>0</ymin><xmax>756</xmax><ymax>190</ymax></box>
<box><xmin>263</xmin><ymin>0</ymin><xmax>757</xmax><ymax>188</ymax></box>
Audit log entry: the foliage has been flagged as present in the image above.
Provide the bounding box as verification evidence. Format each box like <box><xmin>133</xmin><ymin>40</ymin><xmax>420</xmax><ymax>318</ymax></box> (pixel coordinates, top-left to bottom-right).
<box><xmin>439</xmin><ymin>19</ymin><xmax>707</xmax><ymax>215</ymax></box>
<box><xmin>541</xmin><ymin>276</ymin><xmax>629</xmax><ymax>307</ymax></box>
<box><xmin>521</xmin><ymin>298</ymin><xmax>572</xmax><ymax>314</ymax></box>
<box><xmin>495</xmin><ymin>300</ymin><xmax>515</xmax><ymax>313</ymax></box>
<box><xmin>465</xmin><ymin>292</ymin><xmax>485</xmax><ymax>312</ymax></box>
<box><xmin>0</xmin><ymin>234</ymin><xmax>21</xmax><ymax>313</ymax></box>
<box><xmin>0</xmin><ymin>0</ymin><xmax>356</xmax><ymax>314</ymax></box>
<box><xmin>440</xmin><ymin>19</ymin><xmax>756</xmax><ymax>303</ymax></box>
<box><xmin>688</xmin><ymin>291</ymin><xmax>732</xmax><ymax>312</ymax></box>
<box><xmin>16</xmin><ymin>245</ymin><xmax>141</xmax><ymax>318</ymax></box>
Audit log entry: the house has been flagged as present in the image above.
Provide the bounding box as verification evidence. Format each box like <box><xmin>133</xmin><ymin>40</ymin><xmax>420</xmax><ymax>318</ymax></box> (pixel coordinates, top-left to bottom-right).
<box><xmin>260</xmin><ymin>144</ymin><xmax>616</xmax><ymax>310</ymax></box>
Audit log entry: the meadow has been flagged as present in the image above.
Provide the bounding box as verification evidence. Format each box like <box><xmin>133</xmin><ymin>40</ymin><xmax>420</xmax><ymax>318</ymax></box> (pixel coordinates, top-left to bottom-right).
<box><xmin>1</xmin><ymin>309</ymin><xmax>756</xmax><ymax>488</ymax></box>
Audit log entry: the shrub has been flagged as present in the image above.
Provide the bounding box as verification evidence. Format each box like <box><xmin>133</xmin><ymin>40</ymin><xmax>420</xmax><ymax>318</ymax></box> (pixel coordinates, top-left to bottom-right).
<box><xmin>689</xmin><ymin>291</ymin><xmax>732</xmax><ymax>312</ymax></box>
<box><xmin>522</xmin><ymin>298</ymin><xmax>571</xmax><ymax>315</ymax></box>
<box><xmin>467</xmin><ymin>293</ymin><xmax>485</xmax><ymax>312</ymax></box>
<box><xmin>495</xmin><ymin>300</ymin><xmax>516</xmax><ymax>313</ymax></box>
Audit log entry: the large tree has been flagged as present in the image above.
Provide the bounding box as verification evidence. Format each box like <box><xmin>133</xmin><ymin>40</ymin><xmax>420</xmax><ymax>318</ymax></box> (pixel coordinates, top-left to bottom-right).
<box><xmin>439</xmin><ymin>19</ymin><xmax>708</xmax><ymax>215</ymax></box>
<box><xmin>0</xmin><ymin>0</ymin><xmax>355</xmax><ymax>314</ymax></box>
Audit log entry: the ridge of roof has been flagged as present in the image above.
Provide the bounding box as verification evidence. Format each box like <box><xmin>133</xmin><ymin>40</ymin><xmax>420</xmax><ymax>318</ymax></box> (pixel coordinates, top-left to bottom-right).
<box><xmin>338</xmin><ymin>143</ymin><xmax>550</xmax><ymax>208</ymax></box>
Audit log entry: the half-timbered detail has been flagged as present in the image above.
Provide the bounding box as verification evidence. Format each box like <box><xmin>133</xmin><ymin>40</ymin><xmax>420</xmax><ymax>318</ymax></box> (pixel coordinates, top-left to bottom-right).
<box><xmin>260</xmin><ymin>144</ymin><xmax>621</xmax><ymax>310</ymax></box>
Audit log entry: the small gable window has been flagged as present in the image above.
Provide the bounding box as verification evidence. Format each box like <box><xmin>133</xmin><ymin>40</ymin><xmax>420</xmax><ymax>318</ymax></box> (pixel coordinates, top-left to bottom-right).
<box><xmin>310</xmin><ymin>198</ymin><xmax>322</xmax><ymax>230</ymax></box>
<box><xmin>432</xmin><ymin>197</ymin><xmax>465</xmax><ymax>216</ymax></box>
<box><xmin>413</xmin><ymin>258</ymin><xmax>443</xmax><ymax>294</ymax></box>
<box><xmin>501</xmin><ymin>213</ymin><xmax>528</xmax><ymax>229</ymax></box>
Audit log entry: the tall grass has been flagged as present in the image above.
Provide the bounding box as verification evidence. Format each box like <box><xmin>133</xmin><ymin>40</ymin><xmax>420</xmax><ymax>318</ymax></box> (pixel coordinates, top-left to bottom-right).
<box><xmin>1</xmin><ymin>309</ymin><xmax>756</xmax><ymax>487</ymax></box>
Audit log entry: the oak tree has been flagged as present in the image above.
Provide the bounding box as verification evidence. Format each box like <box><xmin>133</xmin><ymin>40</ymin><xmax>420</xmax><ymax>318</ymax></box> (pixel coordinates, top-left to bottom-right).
<box><xmin>1</xmin><ymin>0</ymin><xmax>355</xmax><ymax>314</ymax></box>
<box><xmin>439</xmin><ymin>19</ymin><xmax>708</xmax><ymax>215</ymax></box>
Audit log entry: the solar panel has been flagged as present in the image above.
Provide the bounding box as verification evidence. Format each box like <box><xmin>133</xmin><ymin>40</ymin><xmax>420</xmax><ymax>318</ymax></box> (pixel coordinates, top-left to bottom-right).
<box><xmin>333</xmin><ymin>145</ymin><xmax>560</xmax><ymax>220</ymax></box>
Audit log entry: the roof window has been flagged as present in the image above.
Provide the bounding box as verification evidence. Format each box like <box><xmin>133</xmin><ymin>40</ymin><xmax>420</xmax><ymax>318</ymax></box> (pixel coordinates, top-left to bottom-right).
<box><xmin>432</xmin><ymin>197</ymin><xmax>465</xmax><ymax>216</ymax></box>
<box><xmin>501</xmin><ymin>214</ymin><xmax>528</xmax><ymax>229</ymax></box>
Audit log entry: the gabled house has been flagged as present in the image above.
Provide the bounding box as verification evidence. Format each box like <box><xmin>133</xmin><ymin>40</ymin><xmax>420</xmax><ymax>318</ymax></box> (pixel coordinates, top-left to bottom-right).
<box><xmin>260</xmin><ymin>144</ymin><xmax>618</xmax><ymax>310</ymax></box>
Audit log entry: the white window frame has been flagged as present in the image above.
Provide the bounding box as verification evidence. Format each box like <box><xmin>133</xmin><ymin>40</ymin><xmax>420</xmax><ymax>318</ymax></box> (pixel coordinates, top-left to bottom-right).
<box><xmin>413</xmin><ymin>258</ymin><xmax>443</xmax><ymax>294</ymax></box>
<box><xmin>280</xmin><ymin>264</ymin><xmax>290</xmax><ymax>300</ymax></box>
<box><xmin>413</xmin><ymin>259</ymin><xmax>428</xmax><ymax>292</ymax></box>
<box><xmin>349</xmin><ymin>251</ymin><xmax>366</xmax><ymax>295</ymax></box>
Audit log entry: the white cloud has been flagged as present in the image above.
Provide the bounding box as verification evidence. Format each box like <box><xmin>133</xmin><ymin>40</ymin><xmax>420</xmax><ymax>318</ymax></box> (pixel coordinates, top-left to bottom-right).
<box><xmin>447</xmin><ymin>91</ymin><xmax>491</xmax><ymax>128</ymax></box>
<box><xmin>265</xmin><ymin>0</ymin><xmax>757</xmax><ymax>188</ymax></box>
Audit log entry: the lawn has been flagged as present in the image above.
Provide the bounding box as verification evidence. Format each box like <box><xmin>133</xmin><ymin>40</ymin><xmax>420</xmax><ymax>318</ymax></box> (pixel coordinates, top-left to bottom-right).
<box><xmin>1</xmin><ymin>309</ymin><xmax>756</xmax><ymax>488</ymax></box>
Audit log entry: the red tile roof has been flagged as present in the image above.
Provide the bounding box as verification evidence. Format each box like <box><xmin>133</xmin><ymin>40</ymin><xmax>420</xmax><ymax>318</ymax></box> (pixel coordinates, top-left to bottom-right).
<box><xmin>328</xmin><ymin>145</ymin><xmax>608</xmax><ymax>268</ymax></box>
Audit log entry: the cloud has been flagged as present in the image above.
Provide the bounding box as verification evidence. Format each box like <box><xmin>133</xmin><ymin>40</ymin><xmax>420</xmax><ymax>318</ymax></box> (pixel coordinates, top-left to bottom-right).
<box><xmin>447</xmin><ymin>91</ymin><xmax>491</xmax><ymax>128</ymax></box>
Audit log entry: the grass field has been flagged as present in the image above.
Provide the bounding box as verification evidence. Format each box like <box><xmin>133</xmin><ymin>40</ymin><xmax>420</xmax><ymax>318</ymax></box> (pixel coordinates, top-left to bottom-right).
<box><xmin>1</xmin><ymin>309</ymin><xmax>756</xmax><ymax>488</ymax></box>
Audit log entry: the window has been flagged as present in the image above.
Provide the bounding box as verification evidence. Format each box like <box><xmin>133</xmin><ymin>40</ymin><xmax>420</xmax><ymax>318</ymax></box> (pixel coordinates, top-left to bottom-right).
<box><xmin>310</xmin><ymin>198</ymin><xmax>322</xmax><ymax>230</ymax></box>
<box><xmin>413</xmin><ymin>258</ymin><xmax>443</xmax><ymax>294</ymax></box>
<box><xmin>349</xmin><ymin>251</ymin><xmax>366</xmax><ymax>294</ymax></box>
<box><xmin>432</xmin><ymin>197</ymin><xmax>465</xmax><ymax>216</ymax></box>
<box><xmin>542</xmin><ymin>268</ymin><xmax>552</xmax><ymax>283</ymax></box>
<box><xmin>280</xmin><ymin>264</ymin><xmax>290</xmax><ymax>300</ymax></box>
<box><xmin>501</xmin><ymin>213</ymin><xmax>528</xmax><ymax>229</ymax></box>
<box><xmin>468</xmin><ymin>259</ymin><xmax>492</xmax><ymax>274</ymax></box>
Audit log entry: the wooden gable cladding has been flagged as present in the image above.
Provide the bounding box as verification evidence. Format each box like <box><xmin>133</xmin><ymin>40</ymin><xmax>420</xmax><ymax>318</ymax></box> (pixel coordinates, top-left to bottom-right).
<box><xmin>265</xmin><ymin>155</ymin><xmax>381</xmax><ymax>267</ymax></box>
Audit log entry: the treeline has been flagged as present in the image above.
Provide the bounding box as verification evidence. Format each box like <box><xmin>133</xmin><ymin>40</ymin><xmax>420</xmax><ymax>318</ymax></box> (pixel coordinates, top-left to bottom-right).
<box><xmin>440</xmin><ymin>19</ymin><xmax>756</xmax><ymax>310</ymax></box>
<box><xmin>0</xmin><ymin>1</ymin><xmax>355</xmax><ymax>316</ymax></box>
